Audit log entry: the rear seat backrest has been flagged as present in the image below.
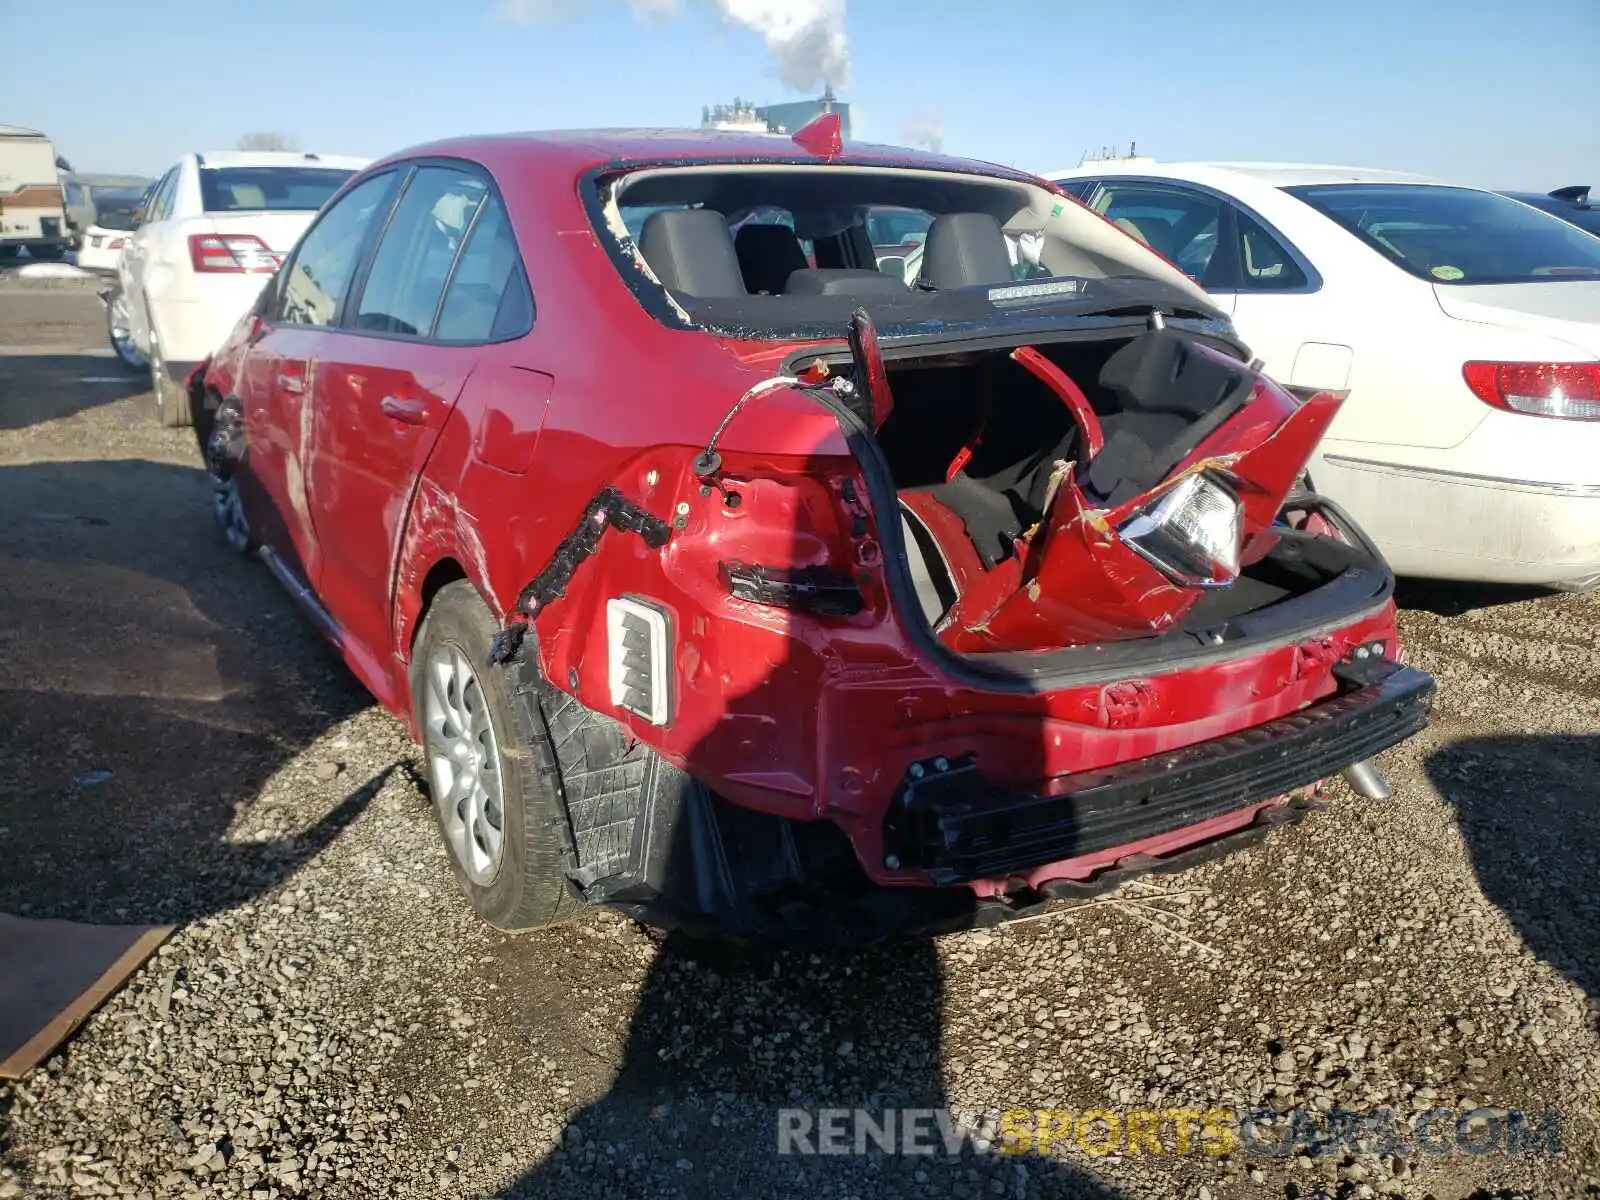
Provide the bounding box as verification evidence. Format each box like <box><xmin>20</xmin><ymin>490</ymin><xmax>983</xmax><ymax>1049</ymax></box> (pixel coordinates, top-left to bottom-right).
<box><xmin>735</xmin><ymin>223</ymin><xmax>809</xmax><ymax>294</ymax></box>
<box><xmin>638</xmin><ymin>209</ymin><xmax>747</xmax><ymax>297</ymax></box>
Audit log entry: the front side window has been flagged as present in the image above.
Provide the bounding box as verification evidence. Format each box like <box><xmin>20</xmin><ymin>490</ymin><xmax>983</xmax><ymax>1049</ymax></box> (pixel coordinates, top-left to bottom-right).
<box><xmin>354</xmin><ymin>166</ymin><xmax>488</xmax><ymax>337</ymax></box>
<box><xmin>1094</xmin><ymin>183</ymin><xmax>1224</xmax><ymax>285</ymax></box>
<box><xmin>434</xmin><ymin>195</ymin><xmax>533</xmax><ymax>342</ymax></box>
<box><xmin>1286</xmin><ymin>183</ymin><xmax>1600</xmax><ymax>284</ymax></box>
<box><xmin>277</xmin><ymin>172</ymin><xmax>398</xmax><ymax>328</ymax></box>
<box><xmin>201</xmin><ymin>167</ymin><xmax>356</xmax><ymax>214</ymax></box>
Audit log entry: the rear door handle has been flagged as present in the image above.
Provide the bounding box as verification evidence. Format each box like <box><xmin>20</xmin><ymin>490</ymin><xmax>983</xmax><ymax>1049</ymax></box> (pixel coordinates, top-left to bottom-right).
<box><xmin>380</xmin><ymin>395</ymin><xmax>429</xmax><ymax>425</ymax></box>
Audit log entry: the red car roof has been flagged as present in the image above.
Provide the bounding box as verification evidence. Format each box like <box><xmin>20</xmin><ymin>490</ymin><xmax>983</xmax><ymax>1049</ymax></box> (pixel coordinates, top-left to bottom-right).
<box><xmin>364</xmin><ymin>128</ymin><xmax>1039</xmax><ymax>185</ymax></box>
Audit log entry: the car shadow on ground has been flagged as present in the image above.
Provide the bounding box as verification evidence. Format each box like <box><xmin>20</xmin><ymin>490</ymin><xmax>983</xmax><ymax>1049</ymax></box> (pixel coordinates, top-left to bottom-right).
<box><xmin>496</xmin><ymin>933</ymin><xmax>1127</xmax><ymax>1200</ymax></box>
<box><xmin>1426</xmin><ymin>734</ymin><xmax>1600</xmax><ymax>1003</ymax></box>
<box><xmin>1393</xmin><ymin>576</ymin><xmax>1559</xmax><ymax>618</ymax></box>
<box><xmin>0</xmin><ymin>456</ymin><xmax>377</xmax><ymax>928</ymax></box>
<box><xmin>0</xmin><ymin>354</ymin><xmax>146</xmax><ymax>430</ymax></box>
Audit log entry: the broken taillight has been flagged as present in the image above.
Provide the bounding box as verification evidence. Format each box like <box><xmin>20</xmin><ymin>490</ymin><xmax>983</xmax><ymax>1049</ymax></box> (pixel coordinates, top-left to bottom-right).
<box><xmin>1117</xmin><ymin>472</ymin><xmax>1243</xmax><ymax>589</ymax></box>
<box><xmin>720</xmin><ymin>562</ymin><xmax>863</xmax><ymax>617</ymax></box>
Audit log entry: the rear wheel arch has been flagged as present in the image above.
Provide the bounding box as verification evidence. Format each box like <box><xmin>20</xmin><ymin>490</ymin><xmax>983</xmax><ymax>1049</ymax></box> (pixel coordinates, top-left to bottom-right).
<box><xmin>413</xmin><ymin>558</ymin><xmax>471</xmax><ymax>645</ymax></box>
<box><xmin>395</xmin><ymin>553</ymin><xmax>500</xmax><ymax>685</ymax></box>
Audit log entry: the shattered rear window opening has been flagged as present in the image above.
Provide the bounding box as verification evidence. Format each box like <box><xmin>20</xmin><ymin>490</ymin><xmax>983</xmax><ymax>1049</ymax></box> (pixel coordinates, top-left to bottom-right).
<box><xmin>588</xmin><ymin>161</ymin><xmax>1226</xmax><ymax>341</ymax></box>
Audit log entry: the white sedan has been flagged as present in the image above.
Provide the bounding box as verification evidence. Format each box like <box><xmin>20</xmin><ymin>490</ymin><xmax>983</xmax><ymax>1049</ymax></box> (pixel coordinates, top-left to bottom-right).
<box><xmin>111</xmin><ymin>149</ymin><xmax>369</xmax><ymax>426</ymax></box>
<box><xmin>1045</xmin><ymin>161</ymin><xmax>1600</xmax><ymax>590</ymax></box>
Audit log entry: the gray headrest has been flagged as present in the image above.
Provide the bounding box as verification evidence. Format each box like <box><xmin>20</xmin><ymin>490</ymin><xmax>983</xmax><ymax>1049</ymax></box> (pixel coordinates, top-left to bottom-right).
<box><xmin>919</xmin><ymin>212</ymin><xmax>1014</xmax><ymax>289</ymax></box>
<box><xmin>639</xmin><ymin>209</ymin><xmax>746</xmax><ymax>297</ymax></box>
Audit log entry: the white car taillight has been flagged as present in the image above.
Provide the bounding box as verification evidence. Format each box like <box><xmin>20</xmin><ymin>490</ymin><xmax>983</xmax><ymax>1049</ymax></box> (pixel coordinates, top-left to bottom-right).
<box><xmin>1117</xmin><ymin>472</ymin><xmax>1243</xmax><ymax>589</ymax></box>
<box><xmin>606</xmin><ymin>597</ymin><xmax>671</xmax><ymax>726</ymax></box>
<box><xmin>188</xmin><ymin>233</ymin><xmax>281</xmax><ymax>274</ymax></box>
<box><xmin>1462</xmin><ymin>361</ymin><xmax>1600</xmax><ymax>421</ymax></box>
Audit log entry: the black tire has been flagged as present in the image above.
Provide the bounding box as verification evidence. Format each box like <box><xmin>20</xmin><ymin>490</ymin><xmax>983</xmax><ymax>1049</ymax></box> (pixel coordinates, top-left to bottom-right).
<box><xmin>148</xmin><ymin>326</ymin><xmax>191</xmax><ymax>428</ymax></box>
<box><xmin>412</xmin><ymin>582</ymin><xmax>583</xmax><ymax>931</ymax></box>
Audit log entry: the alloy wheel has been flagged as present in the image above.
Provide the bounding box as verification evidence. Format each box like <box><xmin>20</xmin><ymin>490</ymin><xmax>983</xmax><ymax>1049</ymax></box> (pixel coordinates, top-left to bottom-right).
<box><xmin>107</xmin><ymin>291</ymin><xmax>145</xmax><ymax>370</ymax></box>
<box><xmin>421</xmin><ymin>643</ymin><xmax>507</xmax><ymax>885</ymax></box>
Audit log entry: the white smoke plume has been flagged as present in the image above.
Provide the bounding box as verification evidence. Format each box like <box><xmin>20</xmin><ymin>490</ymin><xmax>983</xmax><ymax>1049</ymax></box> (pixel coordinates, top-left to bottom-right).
<box><xmin>714</xmin><ymin>0</ymin><xmax>849</xmax><ymax>91</ymax></box>
<box><xmin>497</xmin><ymin>0</ymin><xmax>850</xmax><ymax>92</ymax></box>
<box><xmin>901</xmin><ymin>108</ymin><xmax>944</xmax><ymax>153</ymax></box>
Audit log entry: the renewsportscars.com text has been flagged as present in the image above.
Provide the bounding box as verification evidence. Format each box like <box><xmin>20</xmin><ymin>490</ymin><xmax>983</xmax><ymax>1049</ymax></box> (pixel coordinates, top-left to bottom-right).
<box><xmin>776</xmin><ymin>1106</ymin><xmax>1562</xmax><ymax>1159</ymax></box>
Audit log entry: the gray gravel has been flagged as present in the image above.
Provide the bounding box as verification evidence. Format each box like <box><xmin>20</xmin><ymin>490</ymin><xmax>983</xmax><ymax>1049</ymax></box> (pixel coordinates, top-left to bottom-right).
<box><xmin>0</xmin><ymin>285</ymin><xmax>1595</xmax><ymax>1199</ymax></box>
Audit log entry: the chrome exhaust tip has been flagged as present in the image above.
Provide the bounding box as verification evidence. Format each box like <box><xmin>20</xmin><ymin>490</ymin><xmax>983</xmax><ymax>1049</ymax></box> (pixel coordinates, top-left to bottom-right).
<box><xmin>1342</xmin><ymin>758</ymin><xmax>1391</xmax><ymax>801</ymax></box>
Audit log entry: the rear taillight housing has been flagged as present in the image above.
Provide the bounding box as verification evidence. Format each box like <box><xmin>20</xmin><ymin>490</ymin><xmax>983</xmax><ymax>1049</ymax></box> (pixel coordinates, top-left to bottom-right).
<box><xmin>187</xmin><ymin>233</ymin><xmax>280</xmax><ymax>274</ymax></box>
<box><xmin>1462</xmin><ymin>361</ymin><xmax>1600</xmax><ymax>421</ymax></box>
<box><xmin>1117</xmin><ymin>471</ymin><xmax>1243</xmax><ymax>589</ymax></box>
<box><xmin>107</xmin><ymin>237</ymin><xmax>126</xmax><ymax>250</ymax></box>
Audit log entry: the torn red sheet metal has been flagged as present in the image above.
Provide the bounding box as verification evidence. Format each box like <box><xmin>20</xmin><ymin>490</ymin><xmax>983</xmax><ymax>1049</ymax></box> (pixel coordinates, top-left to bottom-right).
<box><xmin>937</xmin><ymin>384</ymin><xmax>1345</xmax><ymax>653</ymax></box>
<box><xmin>1010</xmin><ymin>345</ymin><xmax>1105</xmax><ymax>459</ymax></box>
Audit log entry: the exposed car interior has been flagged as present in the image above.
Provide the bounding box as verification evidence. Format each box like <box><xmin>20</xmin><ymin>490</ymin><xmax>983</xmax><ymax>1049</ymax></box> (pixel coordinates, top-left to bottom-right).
<box><xmin>875</xmin><ymin>332</ymin><xmax>1374</xmax><ymax>637</ymax></box>
<box><xmin>598</xmin><ymin>165</ymin><xmax>1379</xmax><ymax>653</ymax></box>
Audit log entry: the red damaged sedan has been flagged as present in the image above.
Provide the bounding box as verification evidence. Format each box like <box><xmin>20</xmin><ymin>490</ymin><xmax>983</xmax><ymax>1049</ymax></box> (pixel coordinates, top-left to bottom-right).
<box><xmin>189</xmin><ymin>118</ymin><xmax>1434</xmax><ymax>941</ymax></box>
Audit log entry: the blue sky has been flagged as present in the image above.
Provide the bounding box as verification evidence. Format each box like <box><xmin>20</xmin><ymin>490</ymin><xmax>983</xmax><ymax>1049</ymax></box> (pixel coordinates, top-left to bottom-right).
<box><xmin>10</xmin><ymin>0</ymin><xmax>1596</xmax><ymax>189</ymax></box>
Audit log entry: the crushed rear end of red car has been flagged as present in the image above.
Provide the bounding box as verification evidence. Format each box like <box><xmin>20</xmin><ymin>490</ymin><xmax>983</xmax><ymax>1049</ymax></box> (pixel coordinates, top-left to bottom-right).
<box><xmin>492</xmin><ymin>305</ymin><xmax>1433</xmax><ymax>944</ymax></box>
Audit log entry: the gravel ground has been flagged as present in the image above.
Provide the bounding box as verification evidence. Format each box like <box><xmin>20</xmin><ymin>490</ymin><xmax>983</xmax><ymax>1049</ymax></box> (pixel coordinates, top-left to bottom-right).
<box><xmin>0</xmin><ymin>283</ymin><xmax>1595</xmax><ymax>1200</ymax></box>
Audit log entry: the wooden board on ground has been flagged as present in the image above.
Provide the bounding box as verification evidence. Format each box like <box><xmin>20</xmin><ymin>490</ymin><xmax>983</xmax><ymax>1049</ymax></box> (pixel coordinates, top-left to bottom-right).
<box><xmin>0</xmin><ymin>913</ymin><xmax>172</xmax><ymax>1078</ymax></box>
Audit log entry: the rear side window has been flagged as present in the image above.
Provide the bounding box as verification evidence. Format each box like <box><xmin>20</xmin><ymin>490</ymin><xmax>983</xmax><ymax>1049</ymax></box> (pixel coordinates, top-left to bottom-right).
<box><xmin>1235</xmin><ymin>211</ymin><xmax>1308</xmax><ymax>290</ymax></box>
<box><xmin>277</xmin><ymin>172</ymin><xmax>399</xmax><ymax>327</ymax></box>
<box><xmin>354</xmin><ymin>167</ymin><xmax>487</xmax><ymax>337</ymax></box>
<box><xmin>145</xmin><ymin>169</ymin><xmax>179</xmax><ymax>223</ymax></box>
<box><xmin>1287</xmin><ymin>183</ymin><xmax>1600</xmax><ymax>284</ymax></box>
<box><xmin>434</xmin><ymin>196</ymin><xmax>534</xmax><ymax>342</ymax></box>
<box><xmin>201</xmin><ymin>167</ymin><xmax>356</xmax><ymax>214</ymax></box>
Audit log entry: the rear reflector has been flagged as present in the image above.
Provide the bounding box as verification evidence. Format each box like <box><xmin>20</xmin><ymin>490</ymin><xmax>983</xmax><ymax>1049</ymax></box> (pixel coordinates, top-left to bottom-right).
<box><xmin>606</xmin><ymin>597</ymin><xmax>670</xmax><ymax>726</ymax></box>
<box><xmin>187</xmin><ymin>233</ymin><xmax>281</xmax><ymax>274</ymax></box>
<box><xmin>1462</xmin><ymin>361</ymin><xmax>1600</xmax><ymax>421</ymax></box>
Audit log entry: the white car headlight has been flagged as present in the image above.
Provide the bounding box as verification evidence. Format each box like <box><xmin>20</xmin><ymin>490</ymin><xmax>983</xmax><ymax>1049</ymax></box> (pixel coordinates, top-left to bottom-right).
<box><xmin>1117</xmin><ymin>472</ymin><xmax>1243</xmax><ymax>589</ymax></box>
